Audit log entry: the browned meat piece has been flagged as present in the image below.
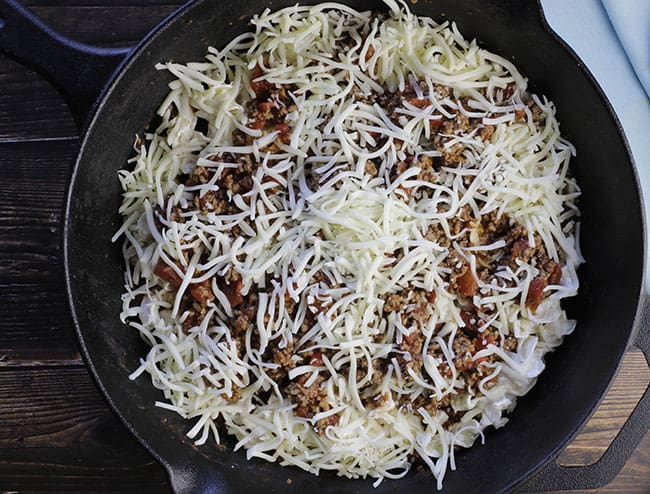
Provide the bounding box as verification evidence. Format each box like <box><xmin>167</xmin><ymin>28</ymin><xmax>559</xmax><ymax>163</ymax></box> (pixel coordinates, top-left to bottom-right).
<box><xmin>383</xmin><ymin>293</ymin><xmax>405</xmax><ymax>313</ymax></box>
<box><xmin>274</xmin><ymin>123</ymin><xmax>292</xmax><ymax>144</ymax></box>
<box><xmin>424</xmin><ymin>222</ymin><xmax>450</xmax><ymax>247</ymax></box>
<box><xmin>182</xmin><ymin>299</ymin><xmax>209</xmax><ymax>332</ymax></box>
<box><xmin>155</xmin><ymin>261</ymin><xmax>219</xmax><ymax>307</ymax></box>
<box><xmin>364</xmin><ymin>44</ymin><xmax>375</xmax><ymax>61</ymax></box>
<box><xmin>479</xmin><ymin>211</ymin><xmax>511</xmax><ymax>243</ymax></box>
<box><xmin>479</xmin><ymin>124</ymin><xmax>495</xmax><ymax>142</ymax></box>
<box><xmin>409</xmin><ymin>392</ymin><xmax>451</xmax><ymax>418</ymax></box>
<box><xmin>186</xmin><ymin>165</ymin><xmax>213</xmax><ymax>186</ymax></box>
<box><xmin>415</xmin><ymin>154</ymin><xmax>436</xmax><ymax>183</ymax></box>
<box><xmin>263</xmin><ymin>341</ymin><xmax>296</xmax><ymax>382</ymax></box>
<box><xmin>194</xmin><ymin>189</ymin><xmax>228</xmax><ymax>214</ymax></box>
<box><xmin>460</xmin><ymin>310</ymin><xmax>481</xmax><ymax>334</ymax></box>
<box><xmin>433</xmin><ymin>84</ymin><xmax>451</xmax><ymax>100</ymax></box>
<box><xmin>452</xmin><ymin>335</ymin><xmax>476</xmax><ymax>372</ymax></box>
<box><xmin>223</xmin><ymin>384</ymin><xmax>242</xmax><ymax>402</ymax></box>
<box><xmin>274</xmin><ymin>343</ymin><xmax>295</xmax><ymax>369</ymax></box>
<box><xmin>510</xmin><ymin>238</ymin><xmax>534</xmax><ymax>267</ymax></box>
<box><xmin>315</xmin><ymin>413</ymin><xmax>340</xmax><ymax>434</ymax></box>
<box><xmin>285</xmin><ymin>375</ymin><xmax>329</xmax><ymax>419</ymax></box>
<box><xmin>432</xmin><ymin>113</ymin><xmax>472</xmax><ymax>166</ymax></box>
<box><xmin>429</xmin><ymin>117</ymin><xmax>443</xmax><ymax>132</ymax></box>
<box><xmin>500</xmin><ymin>82</ymin><xmax>516</xmax><ymax>101</ymax></box>
<box><xmin>405</xmin><ymin>97</ymin><xmax>431</xmax><ymax>109</ymax></box>
<box><xmin>397</xmin><ymin>329</ymin><xmax>424</xmax><ymax>375</ymax></box>
<box><xmin>247</xmin><ymin>118</ymin><xmax>265</xmax><ymax>130</ymax></box>
<box><xmin>258</xmin><ymin>100</ymin><xmax>277</xmax><ymax>113</ymax></box>
<box><xmin>528</xmin><ymin>100</ymin><xmax>545</xmax><ymax>124</ymax></box>
<box><xmin>547</xmin><ymin>261</ymin><xmax>562</xmax><ymax>284</ymax></box>
<box><xmin>503</xmin><ymin>335</ymin><xmax>518</xmax><ymax>352</ymax></box>
<box><xmin>364</xmin><ymin>160</ymin><xmax>378</xmax><ymax>177</ymax></box>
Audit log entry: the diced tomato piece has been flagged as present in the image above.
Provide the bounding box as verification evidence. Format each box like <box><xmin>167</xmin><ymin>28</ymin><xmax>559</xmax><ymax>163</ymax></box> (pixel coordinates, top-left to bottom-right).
<box><xmin>153</xmin><ymin>261</ymin><xmax>183</xmax><ymax>288</ymax></box>
<box><xmin>456</xmin><ymin>270</ymin><xmax>478</xmax><ymax>297</ymax></box>
<box><xmin>526</xmin><ymin>276</ymin><xmax>547</xmax><ymax>311</ymax></box>
<box><xmin>460</xmin><ymin>310</ymin><xmax>479</xmax><ymax>333</ymax></box>
<box><xmin>258</xmin><ymin>100</ymin><xmax>276</xmax><ymax>112</ymax></box>
<box><xmin>189</xmin><ymin>279</ymin><xmax>214</xmax><ymax>305</ymax></box>
<box><xmin>250</xmin><ymin>64</ymin><xmax>272</xmax><ymax>98</ymax></box>
<box><xmin>309</xmin><ymin>351</ymin><xmax>323</xmax><ymax>366</ymax></box>
<box><xmin>510</xmin><ymin>239</ymin><xmax>530</xmax><ymax>264</ymax></box>
<box><xmin>247</xmin><ymin>119</ymin><xmax>265</xmax><ymax>130</ymax></box>
<box><xmin>275</xmin><ymin>123</ymin><xmax>292</xmax><ymax>144</ymax></box>
<box><xmin>429</xmin><ymin>118</ymin><xmax>443</xmax><ymax>132</ymax></box>
<box><xmin>320</xmin><ymin>413</ymin><xmax>339</xmax><ymax>428</ymax></box>
<box><xmin>221</xmin><ymin>277</ymin><xmax>244</xmax><ymax>307</ymax></box>
<box><xmin>548</xmin><ymin>262</ymin><xmax>562</xmax><ymax>285</ymax></box>
<box><xmin>406</xmin><ymin>97</ymin><xmax>431</xmax><ymax>109</ymax></box>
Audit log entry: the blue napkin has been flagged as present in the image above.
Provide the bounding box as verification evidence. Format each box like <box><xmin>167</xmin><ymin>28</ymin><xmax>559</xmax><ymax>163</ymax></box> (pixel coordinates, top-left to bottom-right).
<box><xmin>602</xmin><ymin>0</ymin><xmax>650</xmax><ymax>97</ymax></box>
<box><xmin>542</xmin><ymin>0</ymin><xmax>650</xmax><ymax>288</ymax></box>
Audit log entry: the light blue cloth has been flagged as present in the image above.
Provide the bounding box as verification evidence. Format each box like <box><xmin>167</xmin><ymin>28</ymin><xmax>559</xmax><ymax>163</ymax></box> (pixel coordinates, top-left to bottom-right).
<box><xmin>541</xmin><ymin>0</ymin><xmax>650</xmax><ymax>290</ymax></box>
<box><xmin>602</xmin><ymin>0</ymin><xmax>650</xmax><ymax>97</ymax></box>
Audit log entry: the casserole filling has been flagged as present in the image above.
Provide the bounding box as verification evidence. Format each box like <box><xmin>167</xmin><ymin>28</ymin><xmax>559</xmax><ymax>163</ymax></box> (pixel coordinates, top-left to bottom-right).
<box><xmin>116</xmin><ymin>1</ymin><xmax>582</xmax><ymax>488</ymax></box>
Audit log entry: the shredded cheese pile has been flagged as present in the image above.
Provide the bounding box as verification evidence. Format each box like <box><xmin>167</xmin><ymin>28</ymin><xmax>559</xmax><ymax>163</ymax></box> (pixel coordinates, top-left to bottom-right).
<box><xmin>115</xmin><ymin>1</ymin><xmax>582</xmax><ymax>488</ymax></box>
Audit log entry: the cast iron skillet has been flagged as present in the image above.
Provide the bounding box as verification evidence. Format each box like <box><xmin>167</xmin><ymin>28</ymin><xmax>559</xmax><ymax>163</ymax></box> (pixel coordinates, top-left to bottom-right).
<box><xmin>1</xmin><ymin>0</ymin><xmax>648</xmax><ymax>492</ymax></box>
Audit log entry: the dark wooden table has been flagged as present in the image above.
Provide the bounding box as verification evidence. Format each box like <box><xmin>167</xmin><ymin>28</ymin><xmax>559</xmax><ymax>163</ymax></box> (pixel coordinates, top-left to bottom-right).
<box><xmin>0</xmin><ymin>2</ymin><xmax>648</xmax><ymax>492</ymax></box>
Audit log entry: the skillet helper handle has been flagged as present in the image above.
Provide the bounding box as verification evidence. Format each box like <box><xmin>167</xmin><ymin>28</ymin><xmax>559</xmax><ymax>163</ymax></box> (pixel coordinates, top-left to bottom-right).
<box><xmin>166</xmin><ymin>457</ymin><xmax>234</xmax><ymax>494</ymax></box>
<box><xmin>0</xmin><ymin>0</ymin><xmax>130</xmax><ymax>128</ymax></box>
<box><xmin>518</xmin><ymin>293</ymin><xmax>650</xmax><ymax>492</ymax></box>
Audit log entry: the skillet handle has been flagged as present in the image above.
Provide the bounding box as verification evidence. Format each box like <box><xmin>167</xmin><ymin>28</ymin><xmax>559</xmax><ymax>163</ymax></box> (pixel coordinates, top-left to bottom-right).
<box><xmin>517</xmin><ymin>293</ymin><xmax>650</xmax><ymax>492</ymax></box>
<box><xmin>0</xmin><ymin>0</ymin><xmax>130</xmax><ymax>129</ymax></box>
<box><xmin>165</xmin><ymin>457</ymin><xmax>234</xmax><ymax>494</ymax></box>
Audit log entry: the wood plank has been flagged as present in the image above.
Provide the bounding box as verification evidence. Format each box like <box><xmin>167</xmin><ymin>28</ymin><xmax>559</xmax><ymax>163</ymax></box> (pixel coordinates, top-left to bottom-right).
<box><xmin>0</xmin><ymin>139</ymin><xmax>80</xmax><ymax>364</ymax></box>
<box><xmin>0</xmin><ymin>282</ymin><xmax>78</xmax><ymax>365</ymax></box>
<box><xmin>0</xmin><ymin>57</ymin><xmax>77</xmax><ymax>141</ymax></box>
<box><xmin>559</xmin><ymin>350</ymin><xmax>650</xmax><ymax>467</ymax></box>
<box><xmin>0</xmin><ymin>139</ymin><xmax>76</xmax><ymax>219</ymax></box>
<box><xmin>0</xmin><ymin>139</ymin><xmax>74</xmax><ymax>282</ymax></box>
<box><xmin>0</xmin><ymin>365</ymin><xmax>169</xmax><ymax>492</ymax></box>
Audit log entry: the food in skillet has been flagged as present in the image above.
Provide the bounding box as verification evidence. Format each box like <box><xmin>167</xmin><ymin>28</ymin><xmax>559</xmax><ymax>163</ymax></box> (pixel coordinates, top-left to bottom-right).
<box><xmin>115</xmin><ymin>1</ymin><xmax>582</xmax><ymax>488</ymax></box>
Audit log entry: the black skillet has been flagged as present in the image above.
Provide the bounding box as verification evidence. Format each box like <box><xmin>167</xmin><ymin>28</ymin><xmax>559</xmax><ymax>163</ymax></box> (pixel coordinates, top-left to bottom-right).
<box><xmin>0</xmin><ymin>0</ymin><xmax>648</xmax><ymax>492</ymax></box>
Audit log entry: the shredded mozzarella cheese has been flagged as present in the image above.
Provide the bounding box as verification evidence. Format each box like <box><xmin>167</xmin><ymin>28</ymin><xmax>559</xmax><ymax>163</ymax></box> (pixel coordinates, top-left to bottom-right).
<box><xmin>116</xmin><ymin>1</ymin><xmax>582</xmax><ymax>489</ymax></box>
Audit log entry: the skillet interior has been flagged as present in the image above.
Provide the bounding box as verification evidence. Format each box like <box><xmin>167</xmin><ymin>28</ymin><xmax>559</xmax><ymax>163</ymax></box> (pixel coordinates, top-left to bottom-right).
<box><xmin>65</xmin><ymin>0</ymin><xmax>643</xmax><ymax>492</ymax></box>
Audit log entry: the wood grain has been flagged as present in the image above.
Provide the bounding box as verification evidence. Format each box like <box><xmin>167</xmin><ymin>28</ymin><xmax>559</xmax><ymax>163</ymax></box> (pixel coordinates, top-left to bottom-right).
<box><xmin>0</xmin><ymin>57</ymin><xmax>76</xmax><ymax>141</ymax></box>
<box><xmin>560</xmin><ymin>351</ymin><xmax>650</xmax><ymax>467</ymax></box>
<box><xmin>0</xmin><ymin>1</ymin><xmax>647</xmax><ymax>493</ymax></box>
<box><xmin>0</xmin><ymin>366</ymin><xmax>168</xmax><ymax>492</ymax></box>
<box><xmin>0</xmin><ymin>139</ymin><xmax>79</xmax><ymax>365</ymax></box>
